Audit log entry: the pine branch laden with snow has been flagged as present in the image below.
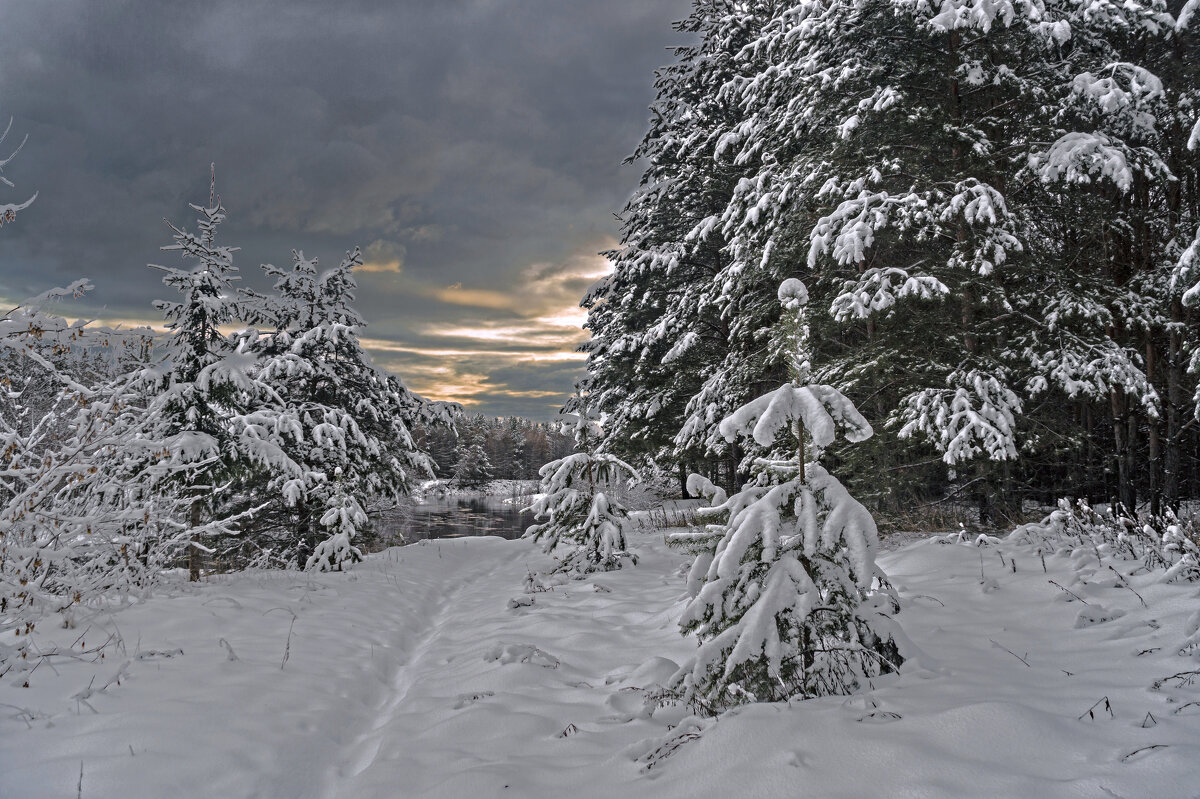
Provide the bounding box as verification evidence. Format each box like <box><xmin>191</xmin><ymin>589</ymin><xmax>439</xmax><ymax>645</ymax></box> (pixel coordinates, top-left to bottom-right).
<box><xmin>673</xmin><ymin>281</ymin><xmax>902</xmax><ymax>714</ymax></box>
<box><xmin>897</xmin><ymin>369</ymin><xmax>1022</xmax><ymax>464</ymax></box>
<box><xmin>719</xmin><ymin>383</ymin><xmax>874</xmax><ymax>454</ymax></box>
<box><xmin>686</xmin><ymin>473</ymin><xmax>727</xmax><ymax>507</ymax></box>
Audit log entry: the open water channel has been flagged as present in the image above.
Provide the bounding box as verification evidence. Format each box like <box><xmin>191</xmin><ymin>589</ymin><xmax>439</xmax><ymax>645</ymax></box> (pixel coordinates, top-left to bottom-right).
<box><xmin>372</xmin><ymin>488</ymin><xmax>539</xmax><ymax>544</ymax></box>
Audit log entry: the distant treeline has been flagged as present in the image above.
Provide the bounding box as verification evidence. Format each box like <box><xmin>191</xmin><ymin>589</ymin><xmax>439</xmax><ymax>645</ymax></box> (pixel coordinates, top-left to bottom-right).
<box><xmin>415</xmin><ymin>413</ymin><xmax>576</xmax><ymax>484</ymax></box>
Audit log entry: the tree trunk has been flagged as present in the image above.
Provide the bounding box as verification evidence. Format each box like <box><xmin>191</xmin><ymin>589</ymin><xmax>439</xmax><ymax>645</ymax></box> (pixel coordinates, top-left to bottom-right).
<box><xmin>188</xmin><ymin>498</ymin><xmax>202</xmax><ymax>582</ymax></box>
<box><xmin>1110</xmin><ymin>390</ymin><xmax>1136</xmax><ymax>515</ymax></box>
<box><xmin>725</xmin><ymin>447</ymin><xmax>739</xmax><ymax>496</ymax></box>
<box><xmin>1146</xmin><ymin>340</ymin><xmax>1162</xmax><ymax>517</ymax></box>
<box><xmin>1164</xmin><ymin>297</ymin><xmax>1185</xmax><ymax>512</ymax></box>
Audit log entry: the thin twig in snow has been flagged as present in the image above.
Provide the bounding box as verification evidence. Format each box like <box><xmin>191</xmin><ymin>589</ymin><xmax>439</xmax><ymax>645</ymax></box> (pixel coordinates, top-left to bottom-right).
<box><xmin>1107</xmin><ymin>565</ymin><xmax>1146</xmax><ymax>608</ymax></box>
<box><xmin>1121</xmin><ymin>744</ymin><xmax>1167</xmax><ymax>762</ymax></box>
<box><xmin>1078</xmin><ymin>696</ymin><xmax>1114</xmax><ymax>721</ymax></box>
<box><xmin>1049</xmin><ymin>580</ymin><xmax>1089</xmax><ymax>604</ymax></box>
<box><xmin>989</xmin><ymin>639</ymin><xmax>1030</xmax><ymax>667</ymax></box>
<box><xmin>282</xmin><ymin>617</ymin><xmax>296</xmax><ymax>670</ymax></box>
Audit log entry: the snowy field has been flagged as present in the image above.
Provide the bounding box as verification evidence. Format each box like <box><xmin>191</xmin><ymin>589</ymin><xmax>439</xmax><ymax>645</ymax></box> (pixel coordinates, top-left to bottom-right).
<box><xmin>3</xmin><ymin>527</ymin><xmax>1199</xmax><ymax>799</ymax></box>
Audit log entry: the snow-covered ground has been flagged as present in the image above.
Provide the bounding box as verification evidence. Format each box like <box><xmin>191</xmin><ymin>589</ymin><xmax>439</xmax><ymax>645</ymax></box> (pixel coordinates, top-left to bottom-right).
<box><xmin>4</xmin><ymin>527</ymin><xmax>1198</xmax><ymax>798</ymax></box>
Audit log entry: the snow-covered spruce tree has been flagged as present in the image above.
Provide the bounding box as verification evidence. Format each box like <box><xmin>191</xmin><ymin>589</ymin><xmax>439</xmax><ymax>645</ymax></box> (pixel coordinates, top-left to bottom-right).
<box><xmin>673</xmin><ymin>280</ymin><xmax>901</xmax><ymax>713</ymax></box>
<box><xmin>581</xmin><ymin>2</ymin><xmax>779</xmax><ymax>494</ymax></box>
<box><xmin>451</xmin><ymin>419</ymin><xmax>494</xmax><ymax>488</ymax></box>
<box><xmin>689</xmin><ymin>0</ymin><xmax>1185</xmax><ymax>520</ymax></box>
<box><xmin>134</xmin><ymin>168</ymin><xmax>305</xmax><ymax>579</ymax></box>
<box><xmin>1098</xmin><ymin>9</ymin><xmax>1200</xmax><ymax>514</ymax></box>
<box><xmin>525</xmin><ymin>405</ymin><xmax>640</xmax><ymax>574</ymax></box>
<box><xmin>244</xmin><ymin>248</ymin><xmax>435</xmax><ymax>566</ymax></box>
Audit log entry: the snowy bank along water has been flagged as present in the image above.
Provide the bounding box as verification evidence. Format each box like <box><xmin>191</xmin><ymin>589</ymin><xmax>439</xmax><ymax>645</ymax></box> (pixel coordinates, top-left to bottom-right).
<box><xmin>4</xmin><ymin>513</ymin><xmax>1200</xmax><ymax>798</ymax></box>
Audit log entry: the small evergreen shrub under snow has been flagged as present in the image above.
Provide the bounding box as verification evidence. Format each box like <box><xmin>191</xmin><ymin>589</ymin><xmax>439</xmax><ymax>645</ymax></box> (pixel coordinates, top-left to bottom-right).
<box><xmin>671</xmin><ymin>280</ymin><xmax>903</xmax><ymax>714</ymax></box>
<box><xmin>525</xmin><ymin>411</ymin><xmax>639</xmax><ymax>575</ymax></box>
<box><xmin>306</xmin><ymin>479</ymin><xmax>366</xmax><ymax>572</ymax></box>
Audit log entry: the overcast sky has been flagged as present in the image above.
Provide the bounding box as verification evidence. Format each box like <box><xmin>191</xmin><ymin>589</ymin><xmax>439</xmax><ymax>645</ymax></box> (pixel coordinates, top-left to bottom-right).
<box><xmin>0</xmin><ymin>0</ymin><xmax>691</xmax><ymax>419</ymax></box>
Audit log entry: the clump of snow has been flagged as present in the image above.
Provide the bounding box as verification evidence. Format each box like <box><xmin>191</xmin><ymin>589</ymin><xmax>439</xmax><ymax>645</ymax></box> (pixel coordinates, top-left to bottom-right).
<box><xmin>685</xmin><ymin>472</ymin><xmax>727</xmax><ymax>507</ymax></box>
<box><xmin>776</xmin><ymin>277</ymin><xmax>809</xmax><ymax>310</ymax></box>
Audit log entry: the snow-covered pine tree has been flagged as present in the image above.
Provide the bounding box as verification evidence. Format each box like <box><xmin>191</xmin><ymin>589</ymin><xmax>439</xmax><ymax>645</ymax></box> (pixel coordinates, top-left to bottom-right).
<box><xmin>525</xmin><ymin>402</ymin><xmax>640</xmax><ymax>574</ymax></box>
<box><xmin>1073</xmin><ymin>5</ymin><xmax>1200</xmax><ymax>514</ymax></box>
<box><xmin>582</xmin><ymin>2</ymin><xmax>779</xmax><ymax>494</ymax></box>
<box><xmin>685</xmin><ymin>0</ymin><xmax>1184</xmax><ymax>520</ymax></box>
<box><xmin>451</xmin><ymin>440</ymin><xmax>493</xmax><ymax>488</ymax></box>
<box><xmin>451</xmin><ymin>418</ymin><xmax>494</xmax><ymax>488</ymax></box>
<box><xmin>672</xmin><ymin>280</ymin><xmax>901</xmax><ymax>713</ymax></box>
<box><xmin>246</xmin><ymin>247</ymin><xmax>435</xmax><ymax>566</ymax></box>
<box><xmin>135</xmin><ymin>168</ymin><xmax>305</xmax><ymax>579</ymax></box>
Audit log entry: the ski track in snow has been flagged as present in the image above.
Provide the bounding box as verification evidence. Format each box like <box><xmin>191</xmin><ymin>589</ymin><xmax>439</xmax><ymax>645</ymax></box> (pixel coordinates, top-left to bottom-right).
<box><xmin>322</xmin><ymin>550</ymin><xmax>514</xmax><ymax>797</ymax></box>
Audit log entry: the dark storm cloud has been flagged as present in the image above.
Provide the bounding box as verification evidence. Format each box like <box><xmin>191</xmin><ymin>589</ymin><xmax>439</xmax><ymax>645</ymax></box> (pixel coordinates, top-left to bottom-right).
<box><xmin>0</xmin><ymin>0</ymin><xmax>691</xmax><ymax>418</ymax></box>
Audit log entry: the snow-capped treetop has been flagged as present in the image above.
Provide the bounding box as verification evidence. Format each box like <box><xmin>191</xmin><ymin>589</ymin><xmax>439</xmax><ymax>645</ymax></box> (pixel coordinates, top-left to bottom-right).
<box><xmin>776</xmin><ymin>277</ymin><xmax>808</xmax><ymax>310</ymax></box>
<box><xmin>149</xmin><ymin>165</ymin><xmax>241</xmax><ymax>394</ymax></box>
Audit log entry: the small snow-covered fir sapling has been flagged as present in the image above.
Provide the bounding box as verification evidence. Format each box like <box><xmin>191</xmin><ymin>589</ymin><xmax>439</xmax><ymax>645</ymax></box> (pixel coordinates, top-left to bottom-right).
<box><xmin>672</xmin><ymin>279</ymin><xmax>903</xmax><ymax>713</ymax></box>
<box><xmin>306</xmin><ymin>471</ymin><xmax>366</xmax><ymax>572</ymax></box>
<box><xmin>524</xmin><ymin>408</ymin><xmax>640</xmax><ymax>574</ymax></box>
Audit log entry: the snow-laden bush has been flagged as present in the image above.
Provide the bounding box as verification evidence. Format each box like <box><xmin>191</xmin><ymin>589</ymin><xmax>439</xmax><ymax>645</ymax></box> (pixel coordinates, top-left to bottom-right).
<box><xmin>0</xmin><ymin>282</ymin><xmax>256</xmax><ymax>661</ymax></box>
<box><xmin>525</xmin><ymin>410</ymin><xmax>639</xmax><ymax>574</ymax></box>
<box><xmin>671</xmin><ymin>281</ymin><xmax>903</xmax><ymax>714</ymax></box>
<box><xmin>306</xmin><ymin>480</ymin><xmax>365</xmax><ymax>572</ymax></box>
<box><xmin>1010</xmin><ymin>498</ymin><xmax>1200</xmax><ymax>584</ymax></box>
